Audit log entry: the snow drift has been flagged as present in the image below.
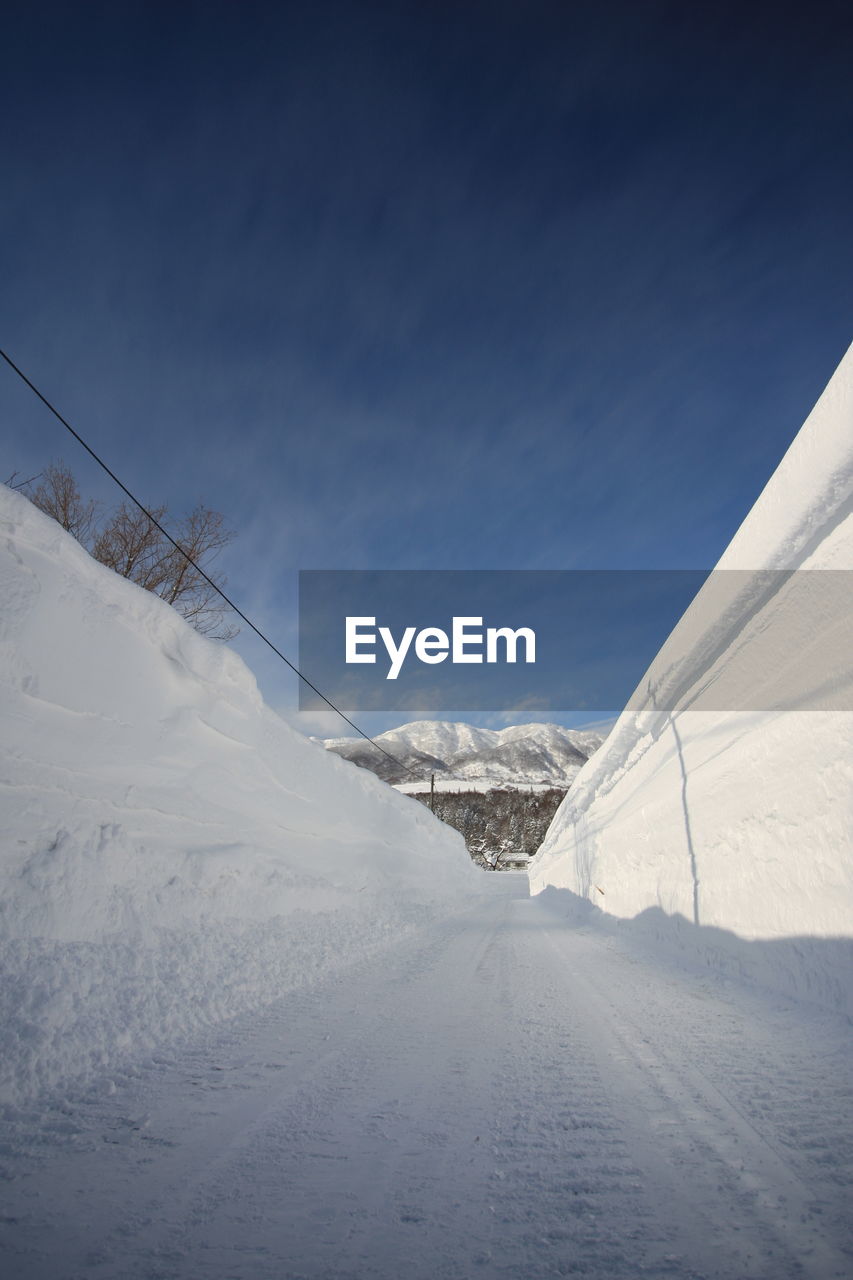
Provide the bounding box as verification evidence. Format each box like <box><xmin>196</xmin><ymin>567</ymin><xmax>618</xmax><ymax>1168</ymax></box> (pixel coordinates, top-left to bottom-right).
<box><xmin>529</xmin><ymin>344</ymin><xmax>853</xmax><ymax>1013</ymax></box>
<box><xmin>0</xmin><ymin>487</ymin><xmax>479</xmax><ymax>1106</ymax></box>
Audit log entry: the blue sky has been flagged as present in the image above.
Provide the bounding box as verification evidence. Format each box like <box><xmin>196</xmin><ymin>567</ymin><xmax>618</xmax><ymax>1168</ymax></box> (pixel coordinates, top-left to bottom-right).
<box><xmin>2</xmin><ymin>0</ymin><xmax>851</xmax><ymax>736</ymax></box>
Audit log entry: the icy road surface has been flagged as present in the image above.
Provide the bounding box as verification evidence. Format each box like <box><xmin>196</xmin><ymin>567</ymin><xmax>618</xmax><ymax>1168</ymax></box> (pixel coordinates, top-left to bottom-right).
<box><xmin>1</xmin><ymin>877</ymin><xmax>851</xmax><ymax>1280</ymax></box>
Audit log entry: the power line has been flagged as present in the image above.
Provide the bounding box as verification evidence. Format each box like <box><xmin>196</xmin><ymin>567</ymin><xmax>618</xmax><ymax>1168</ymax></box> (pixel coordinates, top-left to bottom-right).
<box><xmin>0</xmin><ymin>346</ymin><xmax>419</xmax><ymax>779</ymax></box>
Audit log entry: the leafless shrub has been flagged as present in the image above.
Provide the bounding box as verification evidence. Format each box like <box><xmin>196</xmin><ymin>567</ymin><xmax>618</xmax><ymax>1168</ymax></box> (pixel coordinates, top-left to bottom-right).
<box><xmin>13</xmin><ymin>461</ymin><xmax>238</xmax><ymax>640</ymax></box>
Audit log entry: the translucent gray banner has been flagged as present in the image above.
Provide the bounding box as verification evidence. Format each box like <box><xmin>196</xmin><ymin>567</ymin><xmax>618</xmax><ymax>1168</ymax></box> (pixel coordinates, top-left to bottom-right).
<box><xmin>297</xmin><ymin>570</ymin><xmax>853</xmax><ymax>713</ymax></box>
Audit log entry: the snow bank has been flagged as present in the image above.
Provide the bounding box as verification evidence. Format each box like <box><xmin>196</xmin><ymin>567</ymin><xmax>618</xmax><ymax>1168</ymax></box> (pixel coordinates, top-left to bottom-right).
<box><xmin>0</xmin><ymin>487</ymin><xmax>480</xmax><ymax>1106</ymax></box>
<box><xmin>529</xmin><ymin>344</ymin><xmax>853</xmax><ymax>1013</ymax></box>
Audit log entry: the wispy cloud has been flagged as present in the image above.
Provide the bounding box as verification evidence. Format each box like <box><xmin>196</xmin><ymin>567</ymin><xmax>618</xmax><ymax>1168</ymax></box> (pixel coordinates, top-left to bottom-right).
<box><xmin>2</xmin><ymin>0</ymin><xmax>850</xmax><ymax>718</ymax></box>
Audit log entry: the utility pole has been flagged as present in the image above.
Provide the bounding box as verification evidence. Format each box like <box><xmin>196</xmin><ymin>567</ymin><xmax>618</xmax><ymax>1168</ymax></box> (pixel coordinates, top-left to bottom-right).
<box><xmin>430</xmin><ymin>772</ymin><xmax>435</xmax><ymax>813</ymax></box>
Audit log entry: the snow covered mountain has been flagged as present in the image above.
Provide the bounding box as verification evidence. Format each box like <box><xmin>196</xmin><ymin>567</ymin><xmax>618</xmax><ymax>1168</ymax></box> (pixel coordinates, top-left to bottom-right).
<box><xmin>530</xmin><ymin>343</ymin><xmax>853</xmax><ymax>1013</ymax></box>
<box><xmin>0</xmin><ymin>485</ymin><xmax>479</xmax><ymax>1106</ymax></box>
<box><xmin>323</xmin><ymin>720</ymin><xmax>605</xmax><ymax>787</ymax></box>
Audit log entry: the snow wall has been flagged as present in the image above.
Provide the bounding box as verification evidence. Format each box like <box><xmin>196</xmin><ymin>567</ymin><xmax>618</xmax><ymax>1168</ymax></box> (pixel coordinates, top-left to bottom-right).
<box><xmin>529</xmin><ymin>344</ymin><xmax>853</xmax><ymax>1014</ymax></box>
<box><xmin>0</xmin><ymin>487</ymin><xmax>480</xmax><ymax>1106</ymax></box>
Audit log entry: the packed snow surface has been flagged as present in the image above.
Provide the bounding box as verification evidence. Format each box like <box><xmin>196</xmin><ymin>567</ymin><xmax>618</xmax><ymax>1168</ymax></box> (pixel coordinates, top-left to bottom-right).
<box><xmin>0</xmin><ymin>486</ymin><xmax>480</xmax><ymax>1106</ymax></box>
<box><xmin>1</xmin><ymin>881</ymin><xmax>851</xmax><ymax>1280</ymax></box>
<box><xmin>530</xmin><ymin>344</ymin><xmax>853</xmax><ymax>1012</ymax></box>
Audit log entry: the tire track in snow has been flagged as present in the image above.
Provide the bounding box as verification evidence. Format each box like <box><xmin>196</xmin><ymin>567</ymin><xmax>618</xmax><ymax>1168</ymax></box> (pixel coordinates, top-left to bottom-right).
<box><xmin>539</xmin><ymin>908</ymin><xmax>853</xmax><ymax>1278</ymax></box>
<box><xmin>0</xmin><ymin>879</ymin><xmax>850</xmax><ymax>1279</ymax></box>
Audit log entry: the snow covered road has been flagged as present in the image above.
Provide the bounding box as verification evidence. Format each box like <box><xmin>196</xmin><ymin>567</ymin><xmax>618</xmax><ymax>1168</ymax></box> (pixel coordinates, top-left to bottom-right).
<box><xmin>1</xmin><ymin>876</ymin><xmax>851</xmax><ymax>1280</ymax></box>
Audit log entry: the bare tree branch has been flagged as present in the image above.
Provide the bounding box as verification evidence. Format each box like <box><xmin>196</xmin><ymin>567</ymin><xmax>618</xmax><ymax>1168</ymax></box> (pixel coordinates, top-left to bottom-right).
<box><xmin>15</xmin><ymin>462</ymin><xmax>239</xmax><ymax>641</ymax></box>
<box><xmin>5</xmin><ymin>470</ymin><xmax>43</xmax><ymax>491</ymax></box>
<box><xmin>23</xmin><ymin>461</ymin><xmax>98</xmax><ymax>545</ymax></box>
<box><xmin>92</xmin><ymin>502</ymin><xmax>169</xmax><ymax>586</ymax></box>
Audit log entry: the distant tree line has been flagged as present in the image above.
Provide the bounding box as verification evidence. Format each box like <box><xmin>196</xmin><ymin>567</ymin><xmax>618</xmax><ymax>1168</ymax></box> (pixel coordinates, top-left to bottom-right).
<box><xmin>7</xmin><ymin>461</ymin><xmax>237</xmax><ymax>639</ymax></box>
<box><xmin>407</xmin><ymin>787</ymin><xmax>567</xmax><ymax>869</ymax></box>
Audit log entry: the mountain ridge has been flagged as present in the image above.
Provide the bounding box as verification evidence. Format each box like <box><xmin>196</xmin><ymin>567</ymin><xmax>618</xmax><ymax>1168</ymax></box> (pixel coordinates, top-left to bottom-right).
<box><xmin>323</xmin><ymin>719</ymin><xmax>606</xmax><ymax>786</ymax></box>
